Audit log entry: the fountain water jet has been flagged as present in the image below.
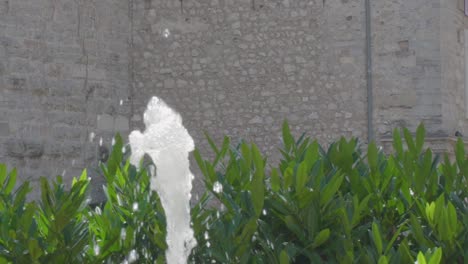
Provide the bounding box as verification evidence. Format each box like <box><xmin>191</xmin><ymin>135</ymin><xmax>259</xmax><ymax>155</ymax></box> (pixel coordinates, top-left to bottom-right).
<box><xmin>128</xmin><ymin>97</ymin><xmax>197</xmax><ymax>264</ymax></box>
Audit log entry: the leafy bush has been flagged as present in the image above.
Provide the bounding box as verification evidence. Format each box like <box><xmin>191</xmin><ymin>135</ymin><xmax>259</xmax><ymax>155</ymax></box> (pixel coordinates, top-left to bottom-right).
<box><xmin>0</xmin><ymin>123</ymin><xmax>467</xmax><ymax>263</ymax></box>
<box><xmin>0</xmin><ymin>135</ymin><xmax>167</xmax><ymax>264</ymax></box>
<box><xmin>190</xmin><ymin>123</ymin><xmax>466</xmax><ymax>264</ymax></box>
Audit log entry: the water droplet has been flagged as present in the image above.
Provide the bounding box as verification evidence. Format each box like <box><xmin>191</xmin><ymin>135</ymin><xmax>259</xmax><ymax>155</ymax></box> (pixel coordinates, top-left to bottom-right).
<box><xmin>94</xmin><ymin>243</ymin><xmax>100</xmax><ymax>255</ymax></box>
<box><xmin>120</xmin><ymin>228</ymin><xmax>126</xmax><ymax>240</ymax></box>
<box><xmin>132</xmin><ymin>202</ymin><xmax>139</xmax><ymax>212</ymax></box>
<box><xmin>204</xmin><ymin>231</ymin><xmax>209</xmax><ymax>240</ymax></box>
<box><xmin>213</xmin><ymin>181</ymin><xmax>223</xmax><ymax>193</ymax></box>
<box><xmin>112</xmin><ymin>137</ymin><xmax>116</xmax><ymax>146</ymax></box>
<box><xmin>410</xmin><ymin>188</ymin><xmax>414</xmax><ymax>196</ymax></box>
<box><xmin>99</xmin><ymin>137</ymin><xmax>103</xmax><ymax>146</ymax></box>
<box><xmin>95</xmin><ymin>206</ymin><xmax>102</xmax><ymax>215</ymax></box>
<box><xmin>122</xmin><ymin>146</ymin><xmax>126</xmax><ymax>153</ymax></box>
<box><xmin>117</xmin><ymin>195</ymin><xmax>123</xmax><ymax>206</ymax></box>
<box><xmin>262</xmin><ymin>209</ymin><xmax>267</xmax><ymax>215</ymax></box>
<box><xmin>120</xmin><ymin>99</ymin><xmax>124</xmax><ymax>106</ymax></box>
<box><xmin>143</xmin><ymin>248</ymin><xmax>149</xmax><ymax>259</ymax></box>
<box><xmin>266</xmin><ymin>239</ymin><xmax>275</xmax><ymax>249</ymax></box>
<box><xmin>163</xmin><ymin>28</ymin><xmax>170</xmax><ymax>38</ymax></box>
<box><xmin>89</xmin><ymin>132</ymin><xmax>96</xmax><ymax>142</ymax></box>
<box><xmin>128</xmin><ymin>249</ymin><xmax>138</xmax><ymax>263</ymax></box>
<box><xmin>207</xmin><ymin>241</ymin><xmax>211</xmax><ymax>248</ymax></box>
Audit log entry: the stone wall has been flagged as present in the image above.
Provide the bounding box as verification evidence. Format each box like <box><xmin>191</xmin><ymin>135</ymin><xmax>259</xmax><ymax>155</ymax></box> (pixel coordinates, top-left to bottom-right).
<box><xmin>372</xmin><ymin>0</ymin><xmax>445</xmax><ymax>138</ymax></box>
<box><xmin>1</xmin><ymin>0</ymin><xmax>468</xmax><ymax>200</ymax></box>
<box><xmin>132</xmin><ymin>0</ymin><xmax>368</xmax><ymax>165</ymax></box>
<box><xmin>440</xmin><ymin>0</ymin><xmax>467</xmax><ymax>136</ymax></box>
<box><xmin>0</xmin><ymin>0</ymin><xmax>132</xmax><ymax>199</ymax></box>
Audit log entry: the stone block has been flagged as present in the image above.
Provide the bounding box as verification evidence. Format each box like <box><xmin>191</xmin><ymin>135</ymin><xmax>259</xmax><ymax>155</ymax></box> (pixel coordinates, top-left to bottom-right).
<box><xmin>71</xmin><ymin>64</ymin><xmax>87</xmax><ymax>78</ymax></box>
<box><xmin>61</xmin><ymin>142</ymin><xmax>82</xmax><ymax>158</ymax></box>
<box><xmin>248</xmin><ymin>116</ymin><xmax>263</xmax><ymax>124</ymax></box>
<box><xmin>0</xmin><ymin>122</ymin><xmax>9</xmax><ymax>136</ymax></box>
<box><xmin>7</xmin><ymin>77</ymin><xmax>26</xmax><ymax>91</ymax></box>
<box><xmin>6</xmin><ymin>139</ymin><xmax>44</xmax><ymax>159</ymax></box>
<box><xmin>89</xmin><ymin>68</ymin><xmax>107</xmax><ymax>80</ymax></box>
<box><xmin>115</xmin><ymin>116</ymin><xmax>129</xmax><ymax>131</ymax></box>
<box><xmin>97</xmin><ymin>114</ymin><xmax>114</xmax><ymax>131</ymax></box>
<box><xmin>164</xmin><ymin>79</ymin><xmax>175</xmax><ymax>89</ymax></box>
<box><xmin>284</xmin><ymin>64</ymin><xmax>296</xmax><ymax>75</ymax></box>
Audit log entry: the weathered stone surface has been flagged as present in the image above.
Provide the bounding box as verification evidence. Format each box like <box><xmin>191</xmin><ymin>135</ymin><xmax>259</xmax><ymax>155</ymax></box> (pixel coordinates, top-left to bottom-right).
<box><xmin>1</xmin><ymin>0</ymin><xmax>467</xmax><ymax>202</ymax></box>
<box><xmin>6</xmin><ymin>140</ymin><xmax>44</xmax><ymax>159</ymax></box>
<box><xmin>97</xmin><ymin>114</ymin><xmax>114</xmax><ymax>131</ymax></box>
<box><xmin>115</xmin><ymin>116</ymin><xmax>129</xmax><ymax>131</ymax></box>
<box><xmin>0</xmin><ymin>0</ymin><xmax>131</xmax><ymax>200</ymax></box>
<box><xmin>0</xmin><ymin>122</ymin><xmax>9</xmax><ymax>137</ymax></box>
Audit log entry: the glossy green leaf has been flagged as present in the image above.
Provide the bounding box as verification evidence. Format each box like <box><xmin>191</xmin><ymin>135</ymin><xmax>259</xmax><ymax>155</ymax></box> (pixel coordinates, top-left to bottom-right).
<box><xmin>378</xmin><ymin>255</ymin><xmax>388</xmax><ymax>264</ymax></box>
<box><xmin>235</xmin><ymin>218</ymin><xmax>257</xmax><ymax>256</ymax></box>
<box><xmin>250</xmin><ymin>144</ymin><xmax>265</xmax><ymax>217</ymax></box>
<box><xmin>295</xmin><ymin>161</ymin><xmax>308</xmax><ymax>193</ymax></box>
<box><xmin>28</xmin><ymin>239</ymin><xmax>42</xmax><ymax>260</ymax></box>
<box><xmin>107</xmin><ymin>133</ymin><xmax>123</xmax><ymax>176</ymax></box>
<box><xmin>446</xmin><ymin>202</ymin><xmax>458</xmax><ymax>234</ymax></box>
<box><xmin>284</xmin><ymin>167</ymin><xmax>294</xmax><ymax>189</ymax></box>
<box><xmin>368</xmin><ymin>141</ymin><xmax>378</xmax><ymax>170</ymax></box>
<box><xmin>251</xmin><ymin>175</ymin><xmax>265</xmax><ymax>217</ymax></box>
<box><xmin>193</xmin><ymin>149</ymin><xmax>206</xmax><ymax>174</ymax></box>
<box><xmin>312</xmin><ymin>228</ymin><xmax>330</xmax><ymax>248</ymax></box>
<box><xmin>393</xmin><ymin>128</ymin><xmax>403</xmax><ymax>157</ymax></box>
<box><xmin>415</xmin><ymin>123</ymin><xmax>425</xmax><ymax>153</ymax></box>
<box><xmin>271</xmin><ymin>168</ymin><xmax>280</xmax><ymax>192</ymax></box>
<box><xmin>403</xmin><ymin>128</ymin><xmax>416</xmax><ymax>155</ymax></box>
<box><xmin>455</xmin><ymin>138</ymin><xmax>465</xmax><ymax>169</ymax></box>
<box><xmin>428</xmin><ymin>248</ymin><xmax>442</xmax><ymax>264</ymax></box>
<box><xmin>425</xmin><ymin>202</ymin><xmax>435</xmax><ymax>225</ymax></box>
<box><xmin>417</xmin><ymin>252</ymin><xmax>427</xmax><ymax>264</ymax></box>
<box><xmin>372</xmin><ymin>222</ymin><xmax>383</xmax><ymax>254</ymax></box>
<box><xmin>213</xmin><ymin>136</ymin><xmax>230</xmax><ymax>167</ymax></box>
<box><xmin>320</xmin><ymin>174</ymin><xmax>343</xmax><ymax>206</ymax></box>
<box><xmin>282</xmin><ymin>120</ymin><xmax>294</xmax><ymax>151</ymax></box>
<box><xmin>4</xmin><ymin>168</ymin><xmax>16</xmax><ymax>195</ymax></box>
<box><xmin>279</xmin><ymin>250</ymin><xmax>289</xmax><ymax>264</ymax></box>
<box><xmin>204</xmin><ymin>132</ymin><xmax>220</xmax><ymax>155</ymax></box>
<box><xmin>0</xmin><ymin>164</ymin><xmax>7</xmax><ymax>183</ymax></box>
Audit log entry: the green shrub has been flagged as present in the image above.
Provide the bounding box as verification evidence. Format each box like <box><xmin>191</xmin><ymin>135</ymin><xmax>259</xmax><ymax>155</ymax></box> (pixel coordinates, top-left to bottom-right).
<box><xmin>0</xmin><ymin>123</ymin><xmax>467</xmax><ymax>263</ymax></box>
<box><xmin>190</xmin><ymin>122</ymin><xmax>466</xmax><ymax>264</ymax></box>
<box><xmin>0</xmin><ymin>134</ymin><xmax>167</xmax><ymax>264</ymax></box>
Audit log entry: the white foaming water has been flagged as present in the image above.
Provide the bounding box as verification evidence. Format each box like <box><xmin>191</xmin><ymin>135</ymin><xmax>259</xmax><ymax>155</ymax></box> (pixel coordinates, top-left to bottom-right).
<box><xmin>128</xmin><ymin>97</ymin><xmax>197</xmax><ymax>264</ymax></box>
<box><xmin>212</xmin><ymin>181</ymin><xmax>223</xmax><ymax>194</ymax></box>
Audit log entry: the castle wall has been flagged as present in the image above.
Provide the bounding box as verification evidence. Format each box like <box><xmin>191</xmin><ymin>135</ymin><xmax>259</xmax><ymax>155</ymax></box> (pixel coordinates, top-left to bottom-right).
<box><xmin>0</xmin><ymin>0</ymin><xmax>132</xmax><ymax>199</ymax></box>
<box><xmin>372</xmin><ymin>0</ymin><xmax>445</xmax><ymax>138</ymax></box>
<box><xmin>132</xmin><ymin>0</ymin><xmax>368</xmax><ymax>166</ymax></box>
<box><xmin>440</xmin><ymin>0</ymin><xmax>467</xmax><ymax>136</ymax></box>
<box><xmin>1</xmin><ymin>0</ymin><xmax>467</xmax><ymax>200</ymax></box>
